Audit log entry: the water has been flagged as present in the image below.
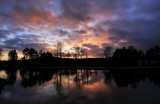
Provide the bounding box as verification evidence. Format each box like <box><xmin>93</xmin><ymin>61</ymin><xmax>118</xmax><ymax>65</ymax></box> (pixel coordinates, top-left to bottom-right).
<box><xmin>0</xmin><ymin>68</ymin><xmax>160</xmax><ymax>104</ymax></box>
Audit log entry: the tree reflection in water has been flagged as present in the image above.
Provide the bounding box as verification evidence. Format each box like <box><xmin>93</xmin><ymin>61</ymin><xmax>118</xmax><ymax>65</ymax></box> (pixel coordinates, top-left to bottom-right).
<box><xmin>0</xmin><ymin>69</ymin><xmax>16</xmax><ymax>94</ymax></box>
<box><xmin>1</xmin><ymin>68</ymin><xmax>160</xmax><ymax>94</ymax></box>
<box><xmin>0</xmin><ymin>68</ymin><xmax>98</xmax><ymax>94</ymax></box>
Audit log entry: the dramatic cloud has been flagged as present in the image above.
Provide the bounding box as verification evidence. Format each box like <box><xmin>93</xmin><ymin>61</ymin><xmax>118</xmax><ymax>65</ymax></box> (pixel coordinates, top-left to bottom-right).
<box><xmin>0</xmin><ymin>34</ymin><xmax>49</xmax><ymax>50</ymax></box>
<box><xmin>0</xmin><ymin>0</ymin><xmax>160</xmax><ymax>59</ymax></box>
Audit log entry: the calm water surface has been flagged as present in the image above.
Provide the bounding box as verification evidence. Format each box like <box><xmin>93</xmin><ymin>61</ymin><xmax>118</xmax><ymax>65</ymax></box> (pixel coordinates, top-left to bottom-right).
<box><xmin>0</xmin><ymin>68</ymin><xmax>160</xmax><ymax>104</ymax></box>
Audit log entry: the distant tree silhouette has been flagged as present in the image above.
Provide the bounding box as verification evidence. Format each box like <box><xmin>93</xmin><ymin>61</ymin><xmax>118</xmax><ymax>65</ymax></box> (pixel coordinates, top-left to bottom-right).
<box><xmin>39</xmin><ymin>49</ymin><xmax>43</xmax><ymax>57</ymax></box>
<box><xmin>74</xmin><ymin>53</ymin><xmax>78</xmax><ymax>59</ymax></box>
<box><xmin>75</xmin><ymin>47</ymin><xmax>81</xmax><ymax>59</ymax></box>
<box><xmin>39</xmin><ymin>50</ymin><xmax>52</xmax><ymax>57</ymax></box>
<box><xmin>22</xmin><ymin>48</ymin><xmax>38</xmax><ymax>59</ymax></box>
<box><xmin>45</xmin><ymin>51</ymin><xmax>52</xmax><ymax>57</ymax></box>
<box><xmin>22</xmin><ymin>48</ymin><xmax>29</xmax><ymax>59</ymax></box>
<box><xmin>138</xmin><ymin>50</ymin><xmax>144</xmax><ymax>57</ymax></box>
<box><xmin>80</xmin><ymin>49</ymin><xmax>86</xmax><ymax>58</ymax></box>
<box><xmin>8</xmin><ymin>49</ymin><xmax>18</xmax><ymax>61</ymax></box>
<box><xmin>66</xmin><ymin>50</ymin><xmax>71</xmax><ymax>58</ymax></box>
<box><xmin>85</xmin><ymin>51</ymin><xmax>88</xmax><ymax>59</ymax></box>
<box><xmin>146</xmin><ymin>45</ymin><xmax>160</xmax><ymax>57</ymax></box>
<box><xmin>0</xmin><ymin>48</ymin><xmax>2</xmax><ymax>60</ymax></box>
<box><xmin>113</xmin><ymin>46</ymin><xmax>139</xmax><ymax>58</ymax></box>
<box><xmin>104</xmin><ymin>47</ymin><xmax>112</xmax><ymax>58</ymax></box>
<box><xmin>74</xmin><ymin>47</ymin><xmax>87</xmax><ymax>59</ymax></box>
<box><xmin>56</xmin><ymin>42</ymin><xmax>63</xmax><ymax>58</ymax></box>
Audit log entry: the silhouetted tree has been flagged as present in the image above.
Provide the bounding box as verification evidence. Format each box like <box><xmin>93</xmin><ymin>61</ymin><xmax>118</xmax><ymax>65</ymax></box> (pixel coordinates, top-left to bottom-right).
<box><xmin>73</xmin><ymin>47</ymin><xmax>87</xmax><ymax>59</ymax></box>
<box><xmin>113</xmin><ymin>46</ymin><xmax>139</xmax><ymax>58</ymax></box>
<box><xmin>8</xmin><ymin>49</ymin><xmax>18</xmax><ymax>61</ymax></box>
<box><xmin>39</xmin><ymin>49</ymin><xmax>43</xmax><ymax>57</ymax></box>
<box><xmin>45</xmin><ymin>51</ymin><xmax>52</xmax><ymax>57</ymax></box>
<box><xmin>128</xmin><ymin>46</ymin><xmax>139</xmax><ymax>57</ymax></box>
<box><xmin>146</xmin><ymin>45</ymin><xmax>160</xmax><ymax>57</ymax></box>
<box><xmin>56</xmin><ymin>42</ymin><xmax>63</xmax><ymax>58</ymax></box>
<box><xmin>104</xmin><ymin>47</ymin><xmax>112</xmax><ymax>58</ymax></box>
<box><xmin>67</xmin><ymin>50</ymin><xmax>71</xmax><ymax>58</ymax></box>
<box><xmin>22</xmin><ymin>48</ymin><xmax>38</xmax><ymax>59</ymax></box>
<box><xmin>73</xmin><ymin>47</ymin><xmax>82</xmax><ymax>59</ymax></box>
<box><xmin>0</xmin><ymin>48</ymin><xmax>2</xmax><ymax>60</ymax></box>
<box><xmin>86</xmin><ymin>51</ymin><xmax>88</xmax><ymax>59</ymax></box>
<box><xmin>138</xmin><ymin>50</ymin><xmax>144</xmax><ymax>57</ymax></box>
<box><xmin>22</xmin><ymin>48</ymin><xmax>29</xmax><ymax>59</ymax></box>
<box><xmin>80</xmin><ymin>49</ymin><xmax>86</xmax><ymax>58</ymax></box>
<box><xmin>75</xmin><ymin>47</ymin><xmax>80</xmax><ymax>59</ymax></box>
<box><xmin>74</xmin><ymin>53</ymin><xmax>78</xmax><ymax>59</ymax></box>
<box><xmin>40</xmin><ymin>51</ymin><xmax>52</xmax><ymax>57</ymax></box>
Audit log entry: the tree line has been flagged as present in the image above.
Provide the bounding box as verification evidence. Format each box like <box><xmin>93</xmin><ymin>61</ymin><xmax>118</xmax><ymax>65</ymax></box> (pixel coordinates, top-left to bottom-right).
<box><xmin>0</xmin><ymin>45</ymin><xmax>160</xmax><ymax>61</ymax></box>
<box><xmin>104</xmin><ymin>45</ymin><xmax>160</xmax><ymax>59</ymax></box>
<box><xmin>0</xmin><ymin>42</ymin><xmax>88</xmax><ymax>61</ymax></box>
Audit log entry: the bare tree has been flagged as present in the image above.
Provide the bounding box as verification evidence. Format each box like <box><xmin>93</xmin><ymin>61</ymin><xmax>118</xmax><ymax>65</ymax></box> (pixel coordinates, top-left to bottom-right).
<box><xmin>53</xmin><ymin>49</ymin><xmax>57</xmax><ymax>57</ymax></box>
<box><xmin>86</xmin><ymin>51</ymin><xmax>88</xmax><ymax>59</ymax></box>
<box><xmin>74</xmin><ymin>47</ymin><xmax>88</xmax><ymax>59</ymax></box>
<box><xmin>56</xmin><ymin>42</ymin><xmax>63</xmax><ymax>58</ymax></box>
<box><xmin>80</xmin><ymin>49</ymin><xmax>86</xmax><ymax>58</ymax></box>
<box><xmin>75</xmin><ymin>47</ymin><xmax>80</xmax><ymax>59</ymax></box>
<box><xmin>104</xmin><ymin>47</ymin><xmax>112</xmax><ymax>58</ymax></box>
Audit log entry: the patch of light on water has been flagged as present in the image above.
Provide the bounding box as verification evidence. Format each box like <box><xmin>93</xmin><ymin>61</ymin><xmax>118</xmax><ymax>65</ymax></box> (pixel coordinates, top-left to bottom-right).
<box><xmin>0</xmin><ymin>70</ymin><xmax>8</xmax><ymax>79</ymax></box>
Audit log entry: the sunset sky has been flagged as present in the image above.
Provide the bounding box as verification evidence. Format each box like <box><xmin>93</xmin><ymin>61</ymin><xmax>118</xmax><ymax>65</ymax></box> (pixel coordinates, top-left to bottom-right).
<box><xmin>0</xmin><ymin>0</ymin><xmax>160</xmax><ymax>60</ymax></box>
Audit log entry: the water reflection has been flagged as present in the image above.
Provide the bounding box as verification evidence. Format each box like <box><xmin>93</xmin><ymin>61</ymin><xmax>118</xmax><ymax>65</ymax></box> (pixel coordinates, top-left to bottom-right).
<box><xmin>0</xmin><ymin>69</ymin><xmax>16</xmax><ymax>94</ymax></box>
<box><xmin>104</xmin><ymin>70</ymin><xmax>160</xmax><ymax>88</ymax></box>
<box><xmin>0</xmin><ymin>68</ymin><xmax>160</xmax><ymax>104</ymax></box>
<box><xmin>20</xmin><ymin>69</ymin><xmax>55</xmax><ymax>88</ymax></box>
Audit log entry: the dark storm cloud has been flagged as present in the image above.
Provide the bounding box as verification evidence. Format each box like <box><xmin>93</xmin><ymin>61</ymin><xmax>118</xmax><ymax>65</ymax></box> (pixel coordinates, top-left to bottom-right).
<box><xmin>82</xmin><ymin>43</ymin><xmax>103</xmax><ymax>56</ymax></box>
<box><xmin>59</xmin><ymin>0</ymin><xmax>93</xmax><ymax>24</ymax></box>
<box><xmin>0</xmin><ymin>34</ymin><xmax>48</xmax><ymax>50</ymax></box>
<box><xmin>12</xmin><ymin>5</ymin><xmax>56</xmax><ymax>25</ymax></box>
<box><xmin>104</xmin><ymin>15</ymin><xmax>160</xmax><ymax>50</ymax></box>
<box><xmin>59</xmin><ymin>0</ymin><xmax>129</xmax><ymax>22</ymax></box>
<box><xmin>58</xmin><ymin>0</ymin><xmax>160</xmax><ymax>53</ymax></box>
<box><xmin>83</xmin><ymin>43</ymin><xmax>99</xmax><ymax>49</ymax></box>
<box><xmin>73</xmin><ymin>30</ymin><xmax>86</xmax><ymax>34</ymax></box>
<box><xmin>106</xmin><ymin>28</ymin><xmax>129</xmax><ymax>44</ymax></box>
<box><xmin>0</xmin><ymin>29</ymin><xmax>13</xmax><ymax>38</ymax></box>
<box><xmin>0</xmin><ymin>0</ymin><xmax>55</xmax><ymax>53</ymax></box>
<box><xmin>56</xmin><ymin>29</ymin><xmax>69</xmax><ymax>37</ymax></box>
<box><xmin>83</xmin><ymin>0</ymin><xmax>160</xmax><ymax>50</ymax></box>
<box><xmin>0</xmin><ymin>0</ymin><xmax>57</xmax><ymax>30</ymax></box>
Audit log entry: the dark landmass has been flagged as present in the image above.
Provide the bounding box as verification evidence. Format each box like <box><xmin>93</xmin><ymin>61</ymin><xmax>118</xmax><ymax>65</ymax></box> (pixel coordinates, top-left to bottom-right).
<box><xmin>0</xmin><ymin>45</ymin><xmax>160</xmax><ymax>68</ymax></box>
<box><xmin>0</xmin><ymin>56</ymin><xmax>160</xmax><ymax>68</ymax></box>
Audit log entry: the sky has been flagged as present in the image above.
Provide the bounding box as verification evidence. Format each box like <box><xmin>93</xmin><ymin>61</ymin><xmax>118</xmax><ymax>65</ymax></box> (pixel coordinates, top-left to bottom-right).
<box><xmin>0</xmin><ymin>0</ymin><xmax>160</xmax><ymax>60</ymax></box>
